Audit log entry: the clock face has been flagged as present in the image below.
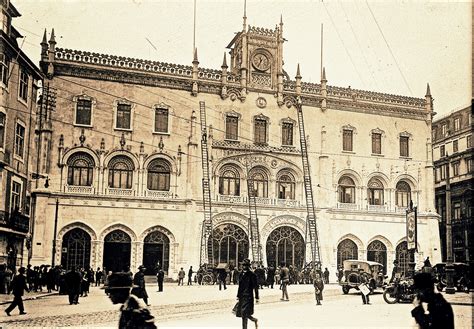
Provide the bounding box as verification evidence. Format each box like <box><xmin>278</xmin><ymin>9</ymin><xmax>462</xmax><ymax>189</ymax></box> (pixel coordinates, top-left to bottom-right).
<box><xmin>252</xmin><ymin>53</ymin><xmax>270</xmax><ymax>71</ymax></box>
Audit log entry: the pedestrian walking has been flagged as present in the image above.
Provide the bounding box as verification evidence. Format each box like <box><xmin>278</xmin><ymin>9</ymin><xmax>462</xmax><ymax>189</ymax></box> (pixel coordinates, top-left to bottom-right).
<box><xmin>4</xmin><ymin>267</ymin><xmax>29</xmax><ymax>316</ymax></box>
<box><xmin>64</xmin><ymin>266</ymin><xmax>82</xmax><ymax>305</ymax></box>
<box><xmin>337</xmin><ymin>267</ymin><xmax>344</xmax><ymax>283</ymax></box>
<box><xmin>323</xmin><ymin>267</ymin><xmax>330</xmax><ymax>284</ymax></box>
<box><xmin>131</xmin><ymin>265</ymin><xmax>149</xmax><ymax>306</ymax></box>
<box><xmin>279</xmin><ymin>262</ymin><xmax>289</xmax><ymax>301</ymax></box>
<box><xmin>105</xmin><ymin>272</ymin><xmax>156</xmax><ymax>329</ymax></box>
<box><xmin>266</xmin><ymin>265</ymin><xmax>275</xmax><ymax>289</ymax></box>
<box><xmin>411</xmin><ymin>272</ymin><xmax>454</xmax><ymax>329</ymax></box>
<box><xmin>313</xmin><ymin>272</ymin><xmax>324</xmax><ymax>305</ymax></box>
<box><xmin>177</xmin><ymin>267</ymin><xmax>185</xmax><ymax>286</ymax></box>
<box><xmin>187</xmin><ymin>266</ymin><xmax>193</xmax><ymax>285</ymax></box>
<box><xmin>157</xmin><ymin>268</ymin><xmax>164</xmax><ymax>292</ymax></box>
<box><xmin>235</xmin><ymin>259</ymin><xmax>259</xmax><ymax>329</ymax></box>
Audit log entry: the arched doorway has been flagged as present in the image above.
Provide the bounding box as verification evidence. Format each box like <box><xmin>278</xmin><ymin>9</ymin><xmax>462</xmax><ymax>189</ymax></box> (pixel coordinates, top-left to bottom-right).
<box><xmin>266</xmin><ymin>226</ymin><xmax>305</xmax><ymax>269</ymax></box>
<box><xmin>143</xmin><ymin>231</ymin><xmax>170</xmax><ymax>275</ymax></box>
<box><xmin>61</xmin><ymin>228</ymin><xmax>91</xmax><ymax>270</ymax></box>
<box><xmin>337</xmin><ymin>239</ymin><xmax>358</xmax><ymax>269</ymax></box>
<box><xmin>396</xmin><ymin>241</ymin><xmax>414</xmax><ymax>277</ymax></box>
<box><xmin>367</xmin><ymin>240</ymin><xmax>387</xmax><ymax>274</ymax></box>
<box><xmin>209</xmin><ymin>224</ymin><xmax>249</xmax><ymax>267</ymax></box>
<box><xmin>103</xmin><ymin>230</ymin><xmax>131</xmax><ymax>272</ymax></box>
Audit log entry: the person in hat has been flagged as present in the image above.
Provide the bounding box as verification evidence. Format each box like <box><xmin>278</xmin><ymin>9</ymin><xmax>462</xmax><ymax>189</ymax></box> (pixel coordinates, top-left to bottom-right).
<box><xmin>131</xmin><ymin>266</ymin><xmax>149</xmax><ymax>306</ymax></box>
<box><xmin>279</xmin><ymin>262</ymin><xmax>290</xmax><ymax>301</ymax></box>
<box><xmin>105</xmin><ymin>272</ymin><xmax>156</xmax><ymax>329</ymax></box>
<box><xmin>4</xmin><ymin>267</ymin><xmax>29</xmax><ymax>316</ymax></box>
<box><xmin>390</xmin><ymin>260</ymin><xmax>401</xmax><ymax>283</ymax></box>
<box><xmin>411</xmin><ymin>272</ymin><xmax>454</xmax><ymax>329</ymax></box>
<box><xmin>236</xmin><ymin>259</ymin><xmax>259</xmax><ymax>329</ymax></box>
<box><xmin>64</xmin><ymin>266</ymin><xmax>82</xmax><ymax>305</ymax></box>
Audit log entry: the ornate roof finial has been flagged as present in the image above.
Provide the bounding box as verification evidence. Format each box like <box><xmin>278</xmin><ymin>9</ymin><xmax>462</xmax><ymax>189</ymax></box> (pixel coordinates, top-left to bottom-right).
<box><xmin>243</xmin><ymin>0</ymin><xmax>247</xmax><ymax>32</ymax></box>
<box><xmin>425</xmin><ymin>83</ymin><xmax>431</xmax><ymax>97</ymax></box>
<box><xmin>49</xmin><ymin>28</ymin><xmax>56</xmax><ymax>44</ymax></box>
<box><xmin>79</xmin><ymin>128</ymin><xmax>86</xmax><ymax>146</ymax></box>
<box><xmin>193</xmin><ymin>47</ymin><xmax>199</xmax><ymax>64</ymax></box>
<box><xmin>158</xmin><ymin>136</ymin><xmax>164</xmax><ymax>152</ymax></box>
<box><xmin>221</xmin><ymin>52</ymin><xmax>228</xmax><ymax>69</ymax></box>
<box><xmin>41</xmin><ymin>29</ymin><xmax>47</xmax><ymax>45</ymax></box>
<box><xmin>120</xmin><ymin>132</ymin><xmax>126</xmax><ymax>149</ymax></box>
<box><xmin>322</xmin><ymin>67</ymin><xmax>327</xmax><ymax>81</ymax></box>
<box><xmin>296</xmin><ymin>63</ymin><xmax>301</xmax><ymax>79</ymax></box>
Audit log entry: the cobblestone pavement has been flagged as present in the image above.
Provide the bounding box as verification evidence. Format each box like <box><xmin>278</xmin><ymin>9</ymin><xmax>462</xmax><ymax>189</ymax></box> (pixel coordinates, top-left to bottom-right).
<box><xmin>0</xmin><ymin>283</ymin><xmax>472</xmax><ymax>328</ymax></box>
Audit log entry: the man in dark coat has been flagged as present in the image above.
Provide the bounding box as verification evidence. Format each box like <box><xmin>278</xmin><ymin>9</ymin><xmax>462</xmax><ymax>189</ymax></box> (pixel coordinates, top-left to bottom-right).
<box><xmin>187</xmin><ymin>266</ymin><xmax>194</xmax><ymax>285</ymax></box>
<box><xmin>105</xmin><ymin>272</ymin><xmax>156</xmax><ymax>329</ymax></box>
<box><xmin>218</xmin><ymin>268</ymin><xmax>227</xmax><ymax>290</ymax></box>
<box><xmin>313</xmin><ymin>272</ymin><xmax>324</xmax><ymax>305</ymax></box>
<box><xmin>236</xmin><ymin>259</ymin><xmax>259</xmax><ymax>329</ymax></box>
<box><xmin>323</xmin><ymin>268</ymin><xmax>330</xmax><ymax>284</ymax></box>
<box><xmin>131</xmin><ymin>265</ymin><xmax>149</xmax><ymax>306</ymax></box>
<box><xmin>156</xmin><ymin>268</ymin><xmax>164</xmax><ymax>292</ymax></box>
<box><xmin>5</xmin><ymin>267</ymin><xmax>29</xmax><ymax>316</ymax></box>
<box><xmin>64</xmin><ymin>266</ymin><xmax>82</xmax><ymax>305</ymax></box>
<box><xmin>411</xmin><ymin>272</ymin><xmax>454</xmax><ymax>329</ymax></box>
<box><xmin>266</xmin><ymin>265</ymin><xmax>275</xmax><ymax>289</ymax></box>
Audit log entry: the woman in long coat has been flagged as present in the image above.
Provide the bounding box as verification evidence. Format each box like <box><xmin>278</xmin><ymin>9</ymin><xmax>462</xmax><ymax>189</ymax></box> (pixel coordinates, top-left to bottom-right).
<box><xmin>236</xmin><ymin>259</ymin><xmax>259</xmax><ymax>329</ymax></box>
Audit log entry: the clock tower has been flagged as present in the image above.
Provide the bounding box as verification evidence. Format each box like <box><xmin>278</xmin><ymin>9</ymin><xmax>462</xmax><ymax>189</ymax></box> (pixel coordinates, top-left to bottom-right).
<box><xmin>227</xmin><ymin>15</ymin><xmax>285</xmax><ymax>102</ymax></box>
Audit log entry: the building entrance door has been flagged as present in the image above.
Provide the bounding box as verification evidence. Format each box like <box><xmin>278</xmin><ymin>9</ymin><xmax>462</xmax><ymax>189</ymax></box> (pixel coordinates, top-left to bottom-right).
<box><xmin>143</xmin><ymin>231</ymin><xmax>170</xmax><ymax>274</ymax></box>
<box><xmin>103</xmin><ymin>230</ymin><xmax>131</xmax><ymax>272</ymax></box>
<box><xmin>61</xmin><ymin>228</ymin><xmax>91</xmax><ymax>270</ymax></box>
<box><xmin>266</xmin><ymin>226</ymin><xmax>304</xmax><ymax>269</ymax></box>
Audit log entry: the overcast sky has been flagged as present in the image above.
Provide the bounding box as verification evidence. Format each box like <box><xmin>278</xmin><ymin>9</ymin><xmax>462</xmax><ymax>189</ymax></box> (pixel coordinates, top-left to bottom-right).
<box><xmin>13</xmin><ymin>0</ymin><xmax>471</xmax><ymax>117</ymax></box>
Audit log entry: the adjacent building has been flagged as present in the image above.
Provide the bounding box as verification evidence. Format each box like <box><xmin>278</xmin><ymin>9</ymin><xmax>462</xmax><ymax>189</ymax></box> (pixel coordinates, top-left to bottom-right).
<box><xmin>432</xmin><ymin>105</ymin><xmax>473</xmax><ymax>266</ymax></box>
<box><xmin>0</xmin><ymin>0</ymin><xmax>42</xmax><ymax>268</ymax></box>
<box><xmin>30</xmin><ymin>15</ymin><xmax>441</xmax><ymax>278</ymax></box>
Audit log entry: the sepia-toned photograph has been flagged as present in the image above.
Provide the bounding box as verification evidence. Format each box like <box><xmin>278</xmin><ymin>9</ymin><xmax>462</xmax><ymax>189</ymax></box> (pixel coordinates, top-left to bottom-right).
<box><xmin>0</xmin><ymin>0</ymin><xmax>471</xmax><ymax>328</ymax></box>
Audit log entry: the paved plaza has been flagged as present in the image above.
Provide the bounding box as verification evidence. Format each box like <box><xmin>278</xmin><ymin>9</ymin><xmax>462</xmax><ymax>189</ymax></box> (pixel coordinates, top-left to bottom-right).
<box><xmin>0</xmin><ymin>283</ymin><xmax>472</xmax><ymax>328</ymax></box>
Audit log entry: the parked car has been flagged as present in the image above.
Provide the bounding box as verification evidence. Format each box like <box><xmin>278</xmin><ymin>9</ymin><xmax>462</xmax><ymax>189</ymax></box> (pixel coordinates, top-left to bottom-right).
<box><xmin>339</xmin><ymin>260</ymin><xmax>385</xmax><ymax>294</ymax></box>
<box><xmin>433</xmin><ymin>262</ymin><xmax>471</xmax><ymax>292</ymax></box>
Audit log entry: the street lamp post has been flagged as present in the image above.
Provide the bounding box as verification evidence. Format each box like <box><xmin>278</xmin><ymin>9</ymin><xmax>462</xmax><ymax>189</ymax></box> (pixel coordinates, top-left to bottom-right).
<box><xmin>444</xmin><ymin>153</ymin><xmax>455</xmax><ymax>294</ymax></box>
<box><xmin>51</xmin><ymin>198</ymin><xmax>59</xmax><ymax>267</ymax></box>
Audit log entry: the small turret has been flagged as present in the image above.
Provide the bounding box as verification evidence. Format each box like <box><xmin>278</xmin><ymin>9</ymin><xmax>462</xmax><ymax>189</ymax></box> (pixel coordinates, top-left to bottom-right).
<box><xmin>295</xmin><ymin>64</ymin><xmax>302</xmax><ymax>97</ymax></box>
<box><xmin>47</xmin><ymin>28</ymin><xmax>57</xmax><ymax>77</ymax></box>
<box><xmin>220</xmin><ymin>53</ymin><xmax>228</xmax><ymax>99</ymax></box>
<box><xmin>191</xmin><ymin>48</ymin><xmax>199</xmax><ymax>96</ymax></box>
<box><xmin>425</xmin><ymin>83</ymin><xmax>433</xmax><ymax>111</ymax></box>
<box><xmin>40</xmin><ymin>29</ymin><xmax>48</xmax><ymax>61</ymax></box>
<box><xmin>321</xmin><ymin>67</ymin><xmax>327</xmax><ymax>111</ymax></box>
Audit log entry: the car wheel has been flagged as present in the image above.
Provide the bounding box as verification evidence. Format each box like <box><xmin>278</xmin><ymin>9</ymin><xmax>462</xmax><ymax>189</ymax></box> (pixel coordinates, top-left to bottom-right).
<box><xmin>383</xmin><ymin>287</ymin><xmax>398</xmax><ymax>304</ymax></box>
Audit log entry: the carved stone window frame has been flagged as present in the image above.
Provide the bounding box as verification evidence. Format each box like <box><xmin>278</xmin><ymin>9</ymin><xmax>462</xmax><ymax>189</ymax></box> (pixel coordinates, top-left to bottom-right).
<box><xmin>224</xmin><ymin>110</ymin><xmax>241</xmax><ymax>141</ymax></box>
<box><xmin>398</xmin><ymin>131</ymin><xmax>413</xmax><ymax>158</ymax></box>
<box><xmin>73</xmin><ymin>93</ymin><xmax>96</xmax><ymax>128</ymax></box>
<box><xmin>280</xmin><ymin>117</ymin><xmax>296</xmax><ymax>147</ymax></box>
<box><xmin>253</xmin><ymin>113</ymin><xmax>270</xmax><ymax>145</ymax></box>
<box><xmin>113</xmin><ymin>99</ymin><xmax>135</xmax><ymax>131</ymax></box>
<box><xmin>341</xmin><ymin>124</ymin><xmax>357</xmax><ymax>153</ymax></box>
<box><xmin>370</xmin><ymin>128</ymin><xmax>385</xmax><ymax>156</ymax></box>
<box><xmin>152</xmin><ymin>102</ymin><xmax>172</xmax><ymax>135</ymax></box>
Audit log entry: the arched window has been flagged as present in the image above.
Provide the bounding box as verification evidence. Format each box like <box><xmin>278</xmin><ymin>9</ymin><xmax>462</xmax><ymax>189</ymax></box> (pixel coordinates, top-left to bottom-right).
<box><xmin>367</xmin><ymin>240</ymin><xmax>387</xmax><ymax>274</ymax></box>
<box><xmin>367</xmin><ymin>178</ymin><xmax>384</xmax><ymax>205</ymax></box>
<box><xmin>396</xmin><ymin>181</ymin><xmax>411</xmax><ymax>208</ymax></box>
<box><xmin>103</xmin><ymin>229</ymin><xmax>132</xmax><ymax>272</ymax></box>
<box><xmin>250</xmin><ymin>167</ymin><xmax>268</xmax><ymax>198</ymax></box>
<box><xmin>337</xmin><ymin>239</ymin><xmax>358</xmax><ymax>269</ymax></box>
<box><xmin>61</xmin><ymin>228</ymin><xmax>91</xmax><ymax>270</ymax></box>
<box><xmin>338</xmin><ymin>176</ymin><xmax>355</xmax><ymax>203</ymax></box>
<box><xmin>209</xmin><ymin>224</ymin><xmax>249</xmax><ymax>266</ymax></box>
<box><xmin>219</xmin><ymin>165</ymin><xmax>240</xmax><ymax>196</ymax></box>
<box><xmin>147</xmin><ymin>159</ymin><xmax>171</xmax><ymax>191</ymax></box>
<box><xmin>108</xmin><ymin>156</ymin><xmax>134</xmax><ymax>189</ymax></box>
<box><xmin>396</xmin><ymin>241</ymin><xmax>414</xmax><ymax>277</ymax></box>
<box><xmin>67</xmin><ymin>152</ymin><xmax>94</xmax><ymax>186</ymax></box>
<box><xmin>143</xmin><ymin>231</ymin><xmax>170</xmax><ymax>274</ymax></box>
<box><xmin>277</xmin><ymin>171</ymin><xmax>295</xmax><ymax>199</ymax></box>
<box><xmin>266</xmin><ymin>226</ymin><xmax>305</xmax><ymax>268</ymax></box>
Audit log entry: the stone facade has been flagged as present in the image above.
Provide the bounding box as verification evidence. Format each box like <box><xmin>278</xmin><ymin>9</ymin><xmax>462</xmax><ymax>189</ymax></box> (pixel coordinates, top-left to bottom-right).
<box><xmin>0</xmin><ymin>0</ymin><xmax>41</xmax><ymax>269</ymax></box>
<box><xmin>432</xmin><ymin>105</ymin><xmax>473</xmax><ymax>266</ymax></box>
<box><xmin>30</xmin><ymin>17</ymin><xmax>441</xmax><ymax>279</ymax></box>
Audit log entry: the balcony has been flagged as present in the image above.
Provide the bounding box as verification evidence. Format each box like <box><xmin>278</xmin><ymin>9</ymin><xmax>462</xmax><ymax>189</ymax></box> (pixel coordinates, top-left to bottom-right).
<box><xmin>367</xmin><ymin>204</ymin><xmax>389</xmax><ymax>213</ymax></box>
<box><xmin>0</xmin><ymin>211</ymin><xmax>30</xmax><ymax>233</ymax></box>
<box><xmin>144</xmin><ymin>189</ymin><xmax>174</xmax><ymax>199</ymax></box>
<box><xmin>65</xmin><ymin>185</ymin><xmax>95</xmax><ymax>194</ymax></box>
<box><xmin>336</xmin><ymin>202</ymin><xmax>359</xmax><ymax>211</ymax></box>
<box><xmin>106</xmin><ymin>188</ymin><xmax>135</xmax><ymax>197</ymax></box>
<box><xmin>215</xmin><ymin>195</ymin><xmax>302</xmax><ymax>208</ymax></box>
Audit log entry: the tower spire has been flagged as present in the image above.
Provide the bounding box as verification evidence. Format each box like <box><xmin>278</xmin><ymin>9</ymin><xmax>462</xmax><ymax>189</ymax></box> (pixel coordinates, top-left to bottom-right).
<box><xmin>243</xmin><ymin>0</ymin><xmax>247</xmax><ymax>32</ymax></box>
<box><xmin>425</xmin><ymin>83</ymin><xmax>431</xmax><ymax>97</ymax></box>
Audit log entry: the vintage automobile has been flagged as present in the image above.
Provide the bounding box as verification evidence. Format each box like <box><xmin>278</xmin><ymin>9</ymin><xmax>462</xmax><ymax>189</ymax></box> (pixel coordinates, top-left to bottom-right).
<box><xmin>339</xmin><ymin>260</ymin><xmax>385</xmax><ymax>294</ymax></box>
<box><xmin>433</xmin><ymin>262</ymin><xmax>471</xmax><ymax>292</ymax></box>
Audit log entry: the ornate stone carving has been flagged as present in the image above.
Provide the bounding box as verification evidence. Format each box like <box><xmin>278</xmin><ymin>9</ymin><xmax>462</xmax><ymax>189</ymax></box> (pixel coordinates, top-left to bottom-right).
<box><xmin>212</xmin><ymin>212</ymin><xmax>249</xmax><ymax>232</ymax></box>
<box><xmin>261</xmin><ymin>215</ymin><xmax>306</xmax><ymax>241</ymax></box>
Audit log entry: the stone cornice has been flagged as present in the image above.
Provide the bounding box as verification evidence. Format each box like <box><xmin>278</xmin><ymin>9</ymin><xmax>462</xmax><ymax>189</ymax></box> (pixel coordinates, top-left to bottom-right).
<box><xmin>212</xmin><ymin>139</ymin><xmax>301</xmax><ymax>155</ymax></box>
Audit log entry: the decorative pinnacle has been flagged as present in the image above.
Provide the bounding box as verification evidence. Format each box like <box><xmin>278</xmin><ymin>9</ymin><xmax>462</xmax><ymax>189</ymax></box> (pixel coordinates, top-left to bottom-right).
<box><xmin>49</xmin><ymin>28</ymin><xmax>56</xmax><ymax>44</ymax></box>
<box><xmin>280</xmin><ymin>14</ymin><xmax>283</xmax><ymax>26</ymax></box>
<box><xmin>295</xmin><ymin>64</ymin><xmax>301</xmax><ymax>79</ymax></box>
<box><xmin>193</xmin><ymin>48</ymin><xmax>199</xmax><ymax>64</ymax></box>
<box><xmin>322</xmin><ymin>67</ymin><xmax>327</xmax><ymax>81</ymax></box>
<box><xmin>425</xmin><ymin>83</ymin><xmax>431</xmax><ymax>97</ymax></box>
<box><xmin>221</xmin><ymin>52</ymin><xmax>228</xmax><ymax>69</ymax></box>
<box><xmin>41</xmin><ymin>29</ymin><xmax>47</xmax><ymax>44</ymax></box>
